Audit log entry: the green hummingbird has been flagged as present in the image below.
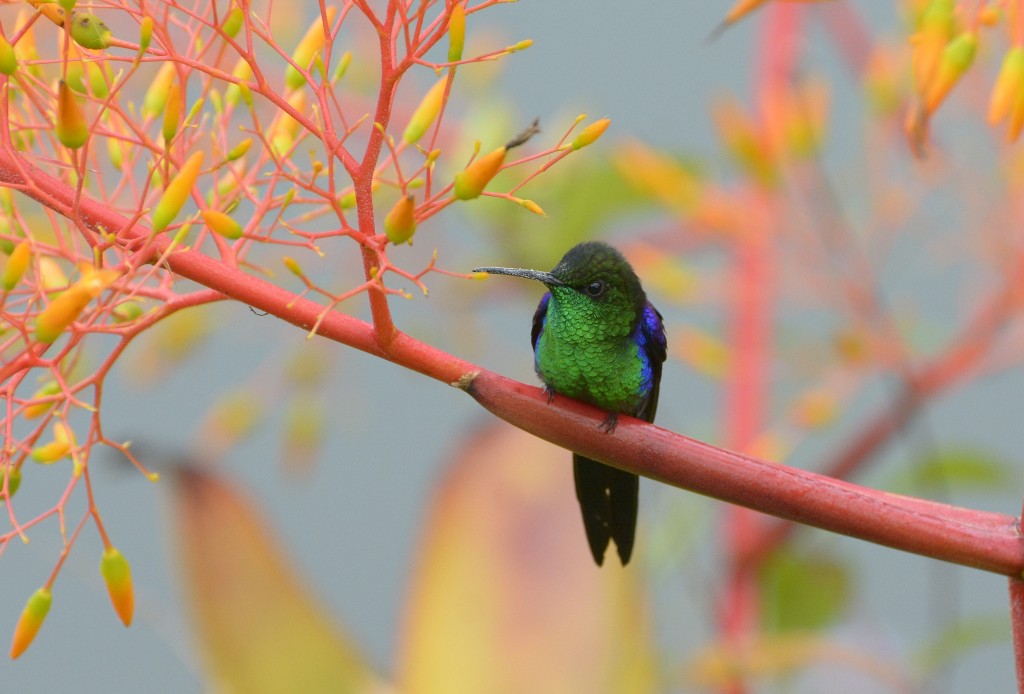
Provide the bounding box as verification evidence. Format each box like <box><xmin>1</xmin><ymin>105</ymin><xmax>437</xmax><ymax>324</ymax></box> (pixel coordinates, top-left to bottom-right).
<box><xmin>475</xmin><ymin>242</ymin><xmax>667</xmax><ymax>565</ymax></box>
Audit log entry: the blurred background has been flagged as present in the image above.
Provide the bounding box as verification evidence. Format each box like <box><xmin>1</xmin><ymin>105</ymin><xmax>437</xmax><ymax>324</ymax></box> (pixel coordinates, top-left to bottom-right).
<box><xmin>2</xmin><ymin>0</ymin><xmax>1022</xmax><ymax>691</ymax></box>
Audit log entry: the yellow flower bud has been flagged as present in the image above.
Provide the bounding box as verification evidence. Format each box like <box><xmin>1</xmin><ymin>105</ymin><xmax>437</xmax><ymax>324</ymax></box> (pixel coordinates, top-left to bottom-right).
<box><xmin>285</xmin><ymin>7</ymin><xmax>337</xmax><ymax>90</ymax></box>
<box><xmin>923</xmin><ymin>31</ymin><xmax>977</xmax><ymax>113</ymax></box>
<box><xmin>453</xmin><ymin>146</ymin><xmax>506</xmax><ymax>199</ymax></box>
<box><xmin>31</xmin><ymin>438</ymin><xmax>71</xmax><ymax>463</ymax></box>
<box><xmin>283</xmin><ymin>256</ymin><xmax>303</xmax><ymax>276</ymax></box>
<box><xmin>138</xmin><ymin>16</ymin><xmax>153</xmax><ymax>55</ymax></box>
<box><xmin>100</xmin><ymin>547</ymin><xmax>134</xmax><ymax>626</ymax></box>
<box><xmin>226</xmin><ymin>138</ymin><xmax>252</xmax><ymax>161</ymax></box>
<box><xmin>402</xmin><ymin>78</ymin><xmax>447</xmax><ymax>144</ymax></box>
<box><xmin>225</xmin><ymin>58</ymin><xmax>253</xmax><ymax>108</ymax></box>
<box><xmin>201</xmin><ymin>209</ymin><xmax>244</xmax><ymax>239</ymax></box>
<box><xmin>143</xmin><ymin>63</ymin><xmax>176</xmax><ymax>117</ymax></box>
<box><xmin>162</xmin><ymin>77</ymin><xmax>182</xmax><ymax>143</ymax></box>
<box><xmin>2</xmin><ymin>241</ymin><xmax>31</xmax><ymax>291</ymax></box>
<box><xmin>269</xmin><ymin>90</ymin><xmax>305</xmax><ymax>156</ymax></box>
<box><xmin>0</xmin><ymin>34</ymin><xmax>17</xmax><ymax>75</ymax></box>
<box><xmin>56</xmin><ymin>80</ymin><xmax>88</xmax><ymax>149</ymax></box>
<box><xmin>384</xmin><ymin>194</ymin><xmax>417</xmax><ymax>244</ymax></box>
<box><xmin>222</xmin><ymin>7</ymin><xmax>244</xmax><ymax>39</ymax></box>
<box><xmin>448</xmin><ymin>2</ymin><xmax>466</xmax><ymax>63</ymax></box>
<box><xmin>24</xmin><ymin>381</ymin><xmax>62</xmax><ymax>419</ymax></box>
<box><xmin>2</xmin><ymin>466</ymin><xmax>21</xmax><ymax>500</ymax></box>
<box><xmin>571</xmin><ymin>117</ymin><xmax>611</xmax><ymax>150</ymax></box>
<box><xmin>112</xmin><ymin>300</ymin><xmax>144</xmax><ymax>323</ymax></box>
<box><xmin>152</xmin><ymin>151</ymin><xmax>204</xmax><ymax>233</ymax></box>
<box><xmin>331</xmin><ymin>51</ymin><xmax>352</xmax><ymax>82</ymax></box>
<box><xmin>35</xmin><ymin>283</ymin><xmax>91</xmax><ymax>343</ymax></box>
<box><xmin>9</xmin><ymin>588</ymin><xmax>52</xmax><ymax>659</ymax></box>
<box><xmin>990</xmin><ymin>47</ymin><xmax>1024</xmax><ymax>126</ymax></box>
<box><xmin>911</xmin><ymin>0</ymin><xmax>955</xmax><ymax>94</ymax></box>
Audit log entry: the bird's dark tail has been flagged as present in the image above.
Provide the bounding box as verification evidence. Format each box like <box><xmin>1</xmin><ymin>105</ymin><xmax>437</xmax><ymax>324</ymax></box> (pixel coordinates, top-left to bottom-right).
<box><xmin>573</xmin><ymin>454</ymin><xmax>638</xmax><ymax>566</ymax></box>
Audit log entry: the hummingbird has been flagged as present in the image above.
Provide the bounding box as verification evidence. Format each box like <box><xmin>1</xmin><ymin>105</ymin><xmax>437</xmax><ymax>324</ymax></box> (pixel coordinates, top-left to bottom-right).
<box><xmin>475</xmin><ymin>242</ymin><xmax>667</xmax><ymax>565</ymax></box>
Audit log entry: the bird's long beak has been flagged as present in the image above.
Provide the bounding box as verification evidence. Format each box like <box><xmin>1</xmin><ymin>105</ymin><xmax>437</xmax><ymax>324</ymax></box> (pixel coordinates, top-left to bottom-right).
<box><xmin>473</xmin><ymin>266</ymin><xmax>565</xmax><ymax>286</ymax></box>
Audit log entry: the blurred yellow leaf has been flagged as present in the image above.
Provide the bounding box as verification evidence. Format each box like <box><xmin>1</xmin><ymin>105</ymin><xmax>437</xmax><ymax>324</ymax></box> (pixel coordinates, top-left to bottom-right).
<box><xmin>171</xmin><ymin>467</ymin><xmax>384</xmax><ymax>694</ymax></box>
<box><xmin>399</xmin><ymin>424</ymin><xmax>656</xmax><ymax>694</ymax></box>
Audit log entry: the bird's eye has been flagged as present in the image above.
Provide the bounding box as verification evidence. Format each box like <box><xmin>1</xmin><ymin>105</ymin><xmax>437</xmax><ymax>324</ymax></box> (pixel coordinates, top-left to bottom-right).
<box><xmin>584</xmin><ymin>280</ymin><xmax>606</xmax><ymax>298</ymax></box>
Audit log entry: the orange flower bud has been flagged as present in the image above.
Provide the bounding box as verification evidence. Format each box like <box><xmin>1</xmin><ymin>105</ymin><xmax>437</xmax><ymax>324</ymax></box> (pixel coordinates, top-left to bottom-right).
<box><xmin>571</xmin><ymin>117</ymin><xmax>611</xmax><ymax>150</ymax></box>
<box><xmin>285</xmin><ymin>7</ymin><xmax>337</xmax><ymax>89</ymax></box>
<box><xmin>384</xmin><ymin>194</ymin><xmax>417</xmax><ymax>244</ymax></box>
<box><xmin>56</xmin><ymin>80</ymin><xmax>88</xmax><ymax>149</ymax></box>
<box><xmin>10</xmin><ymin>588</ymin><xmax>52</xmax><ymax>659</ymax></box>
<box><xmin>2</xmin><ymin>241</ymin><xmax>31</xmax><ymax>291</ymax></box>
<box><xmin>453</xmin><ymin>146</ymin><xmax>506</xmax><ymax>200</ymax></box>
<box><xmin>911</xmin><ymin>0</ymin><xmax>955</xmax><ymax>94</ymax></box>
<box><xmin>402</xmin><ymin>78</ymin><xmax>447</xmax><ymax>145</ymax></box>
<box><xmin>923</xmin><ymin>31</ymin><xmax>977</xmax><ymax>113</ymax></box>
<box><xmin>100</xmin><ymin>547</ymin><xmax>134</xmax><ymax>626</ymax></box>
<box><xmin>162</xmin><ymin>77</ymin><xmax>182</xmax><ymax>143</ymax></box>
<box><xmin>152</xmin><ymin>151</ymin><xmax>204</xmax><ymax>233</ymax></box>
<box><xmin>35</xmin><ymin>284</ymin><xmax>91</xmax><ymax>343</ymax></box>
<box><xmin>201</xmin><ymin>209</ymin><xmax>244</xmax><ymax>239</ymax></box>
<box><xmin>990</xmin><ymin>47</ymin><xmax>1024</xmax><ymax>126</ymax></box>
<box><xmin>448</xmin><ymin>2</ymin><xmax>466</xmax><ymax>63</ymax></box>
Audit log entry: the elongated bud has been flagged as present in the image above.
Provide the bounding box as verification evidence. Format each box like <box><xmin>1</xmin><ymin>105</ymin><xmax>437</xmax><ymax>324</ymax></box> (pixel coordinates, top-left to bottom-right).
<box><xmin>100</xmin><ymin>547</ymin><xmax>134</xmax><ymax>626</ymax></box>
<box><xmin>911</xmin><ymin>0</ymin><xmax>955</xmax><ymax>94</ymax></box>
<box><xmin>201</xmin><ymin>210</ymin><xmax>244</xmax><ymax>239</ymax></box>
<box><xmin>989</xmin><ymin>47</ymin><xmax>1024</xmax><ymax>126</ymax></box>
<box><xmin>10</xmin><ymin>588</ymin><xmax>52</xmax><ymax>659</ymax></box>
<box><xmin>283</xmin><ymin>256</ymin><xmax>303</xmax><ymax>276</ymax></box>
<box><xmin>571</xmin><ymin>117</ymin><xmax>611</xmax><ymax>150</ymax></box>
<box><xmin>332</xmin><ymin>51</ymin><xmax>352</xmax><ymax>82</ymax></box>
<box><xmin>2</xmin><ymin>241</ymin><xmax>31</xmax><ymax>291</ymax></box>
<box><xmin>0</xmin><ymin>34</ymin><xmax>17</xmax><ymax>75</ymax></box>
<box><xmin>56</xmin><ymin>80</ymin><xmax>88</xmax><ymax>149</ymax></box>
<box><xmin>112</xmin><ymin>300</ymin><xmax>144</xmax><ymax>323</ymax></box>
<box><xmin>384</xmin><ymin>194</ymin><xmax>417</xmax><ymax>244</ymax></box>
<box><xmin>448</xmin><ymin>2</ymin><xmax>466</xmax><ymax>63</ymax></box>
<box><xmin>31</xmin><ymin>436</ymin><xmax>70</xmax><ymax>463</ymax></box>
<box><xmin>152</xmin><ymin>151</ymin><xmax>204</xmax><ymax>233</ymax></box>
<box><xmin>505</xmin><ymin>39</ymin><xmax>532</xmax><ymax>53</ymax></box>
<box><xmin>402</xmin><ymin>78</ymin><xmax>447</xmax><ymax>144</ymax></box>
<box><xmin>285</xmin><ymin>7</ymin><xmax>337</xmax><ymax>89</ymax></box>
<box><xmin>222</xmin><ymin>7</ymin><xmax>244</xmax><ymax>39</ymax></box>
<box><xmin>225</xmin><ymin>58</ymin><xmax>253</xmax><ymax>108</ymax></box>
<box><xmin>226</xmin><ymin>138</ymin><xmax>252</xmax><ymax>161</ymax></box>
<box><xmin>923</xmin><ymin>31</ymin><xmax>977</xmax><ymax>113</ymax></box>
<box><xmin>2</xmin><ymin>466</ymin><xmax>21</xmax><ymax>500</ymax></box>
<box><xmin>270</xmin><ymin>91</ymin><xmax>305</xmax><ymax>156</ymax></box>
<box><xmin>35</xmin><ymin>267</ymin><xmax>118</xmax><ymax>343</ymax></box>
<box><xmin>24</xmin><ymin>381</ymin><xmax>62</xmax><ymax>419</ymax></box>
<box><xmin>453</xmin><ymin>146</ymin><xmax>506</xmax><ymax>199</ymax></box>
<box><xmin>143</xmin><ymin>63</ymin><xmax>176</xmax><ymax>117</ymax></box>
<box><xmin>70</xmin><ymin>12</ymin><xmax>113</xmax><ymax>50</ymax></box>
<box><xmin>162</xmin><ymin>78</ymin><xmax>182</xmax><ymax>143</ymax></box>
<box><xmin>138</xmin><ymin>16</ymin><xmax>153</xmax><ymax>55</ymax></box>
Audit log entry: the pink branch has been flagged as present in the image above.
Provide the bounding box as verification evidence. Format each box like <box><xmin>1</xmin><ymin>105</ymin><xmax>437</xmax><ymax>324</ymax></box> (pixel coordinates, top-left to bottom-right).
<box><xmin>467</xmin><ymin>370</ymin><xmax>1024</xmax><ymax>577</ymax></box>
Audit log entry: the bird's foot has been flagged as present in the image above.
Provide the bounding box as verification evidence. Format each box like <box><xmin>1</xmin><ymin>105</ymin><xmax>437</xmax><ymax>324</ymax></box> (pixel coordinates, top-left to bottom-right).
<box><xmin>543</xmin><ymin>385</ymin><xmax>557</xmax><ymax>404</ymax></box>
<box><xmin>599</xmin><ymin>412</ymin><xmax>618</xmax><ymax>433</ymax></box>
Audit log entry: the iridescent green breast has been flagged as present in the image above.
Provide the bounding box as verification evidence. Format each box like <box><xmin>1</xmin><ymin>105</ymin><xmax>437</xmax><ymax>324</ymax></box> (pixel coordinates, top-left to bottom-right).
<box><xmin>534</xmin><ymin>295</ymin><xmax>646</xmax><ymax>414</ymax></box>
